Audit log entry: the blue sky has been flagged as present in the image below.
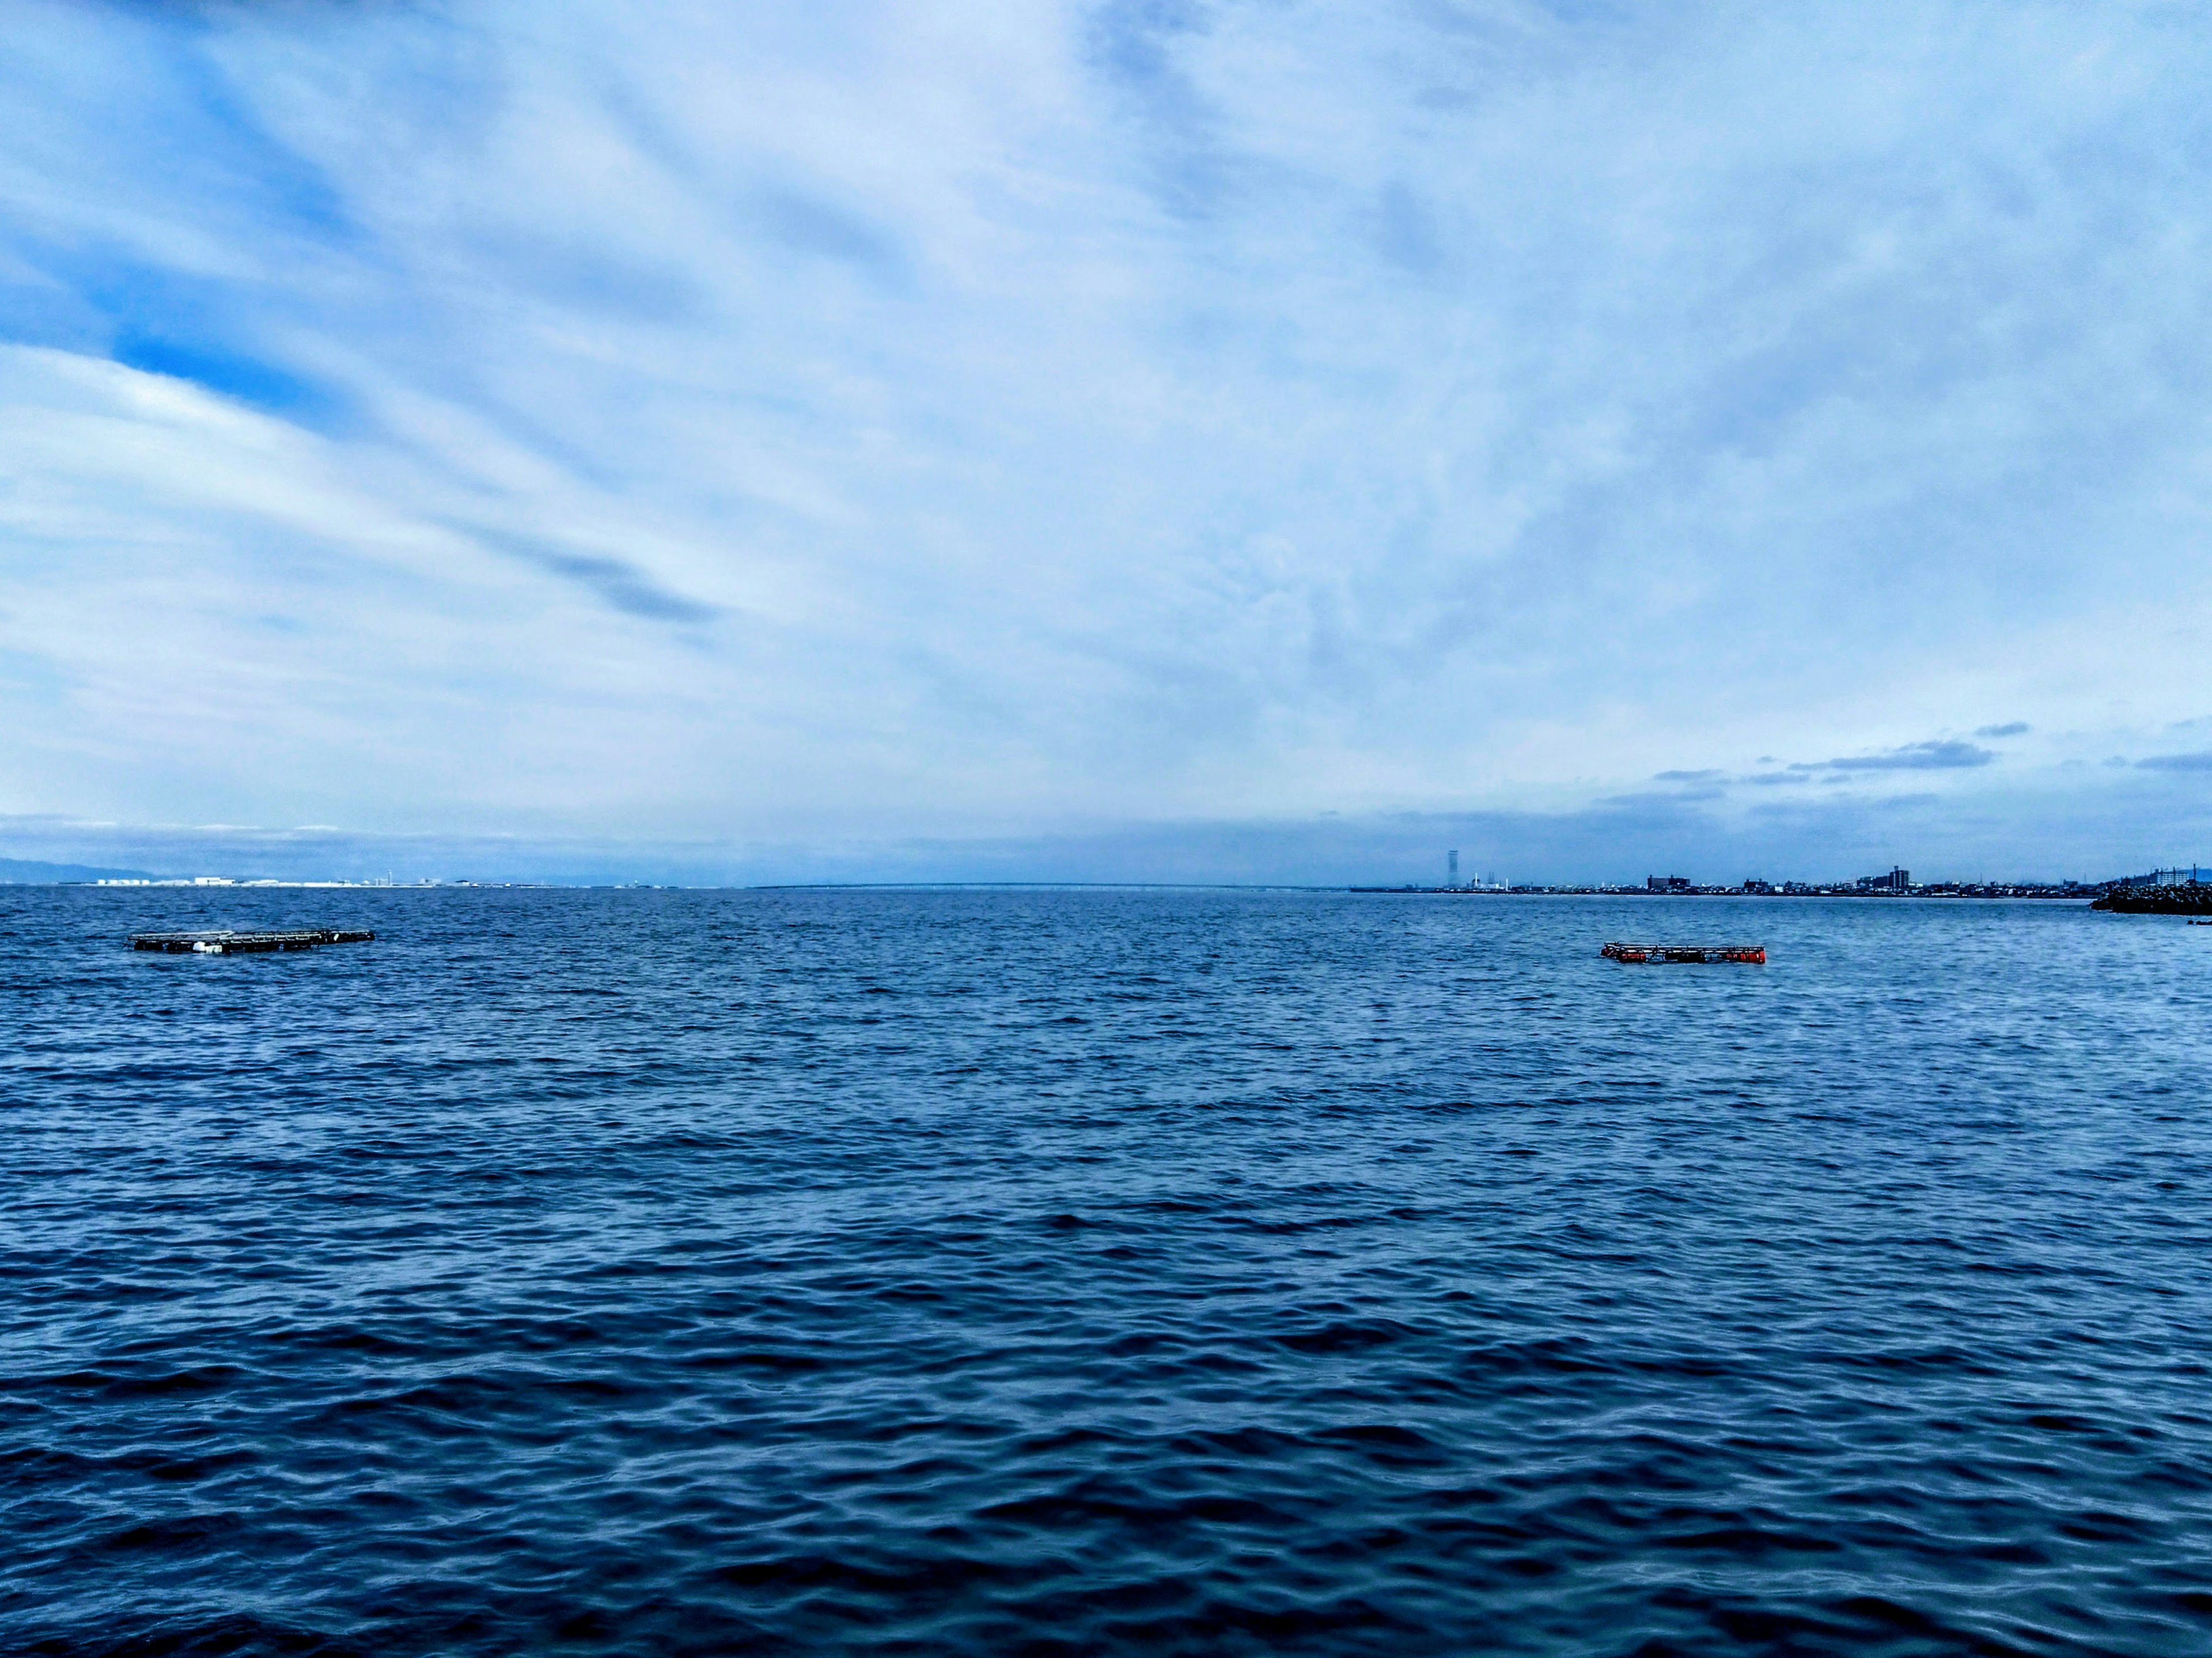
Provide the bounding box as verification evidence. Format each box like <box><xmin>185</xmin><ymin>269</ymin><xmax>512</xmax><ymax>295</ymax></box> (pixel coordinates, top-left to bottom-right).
<box><xmin>1</xmin><ymin>0</ymin><xmax>2207</xmax><ymax>883</ymax></box>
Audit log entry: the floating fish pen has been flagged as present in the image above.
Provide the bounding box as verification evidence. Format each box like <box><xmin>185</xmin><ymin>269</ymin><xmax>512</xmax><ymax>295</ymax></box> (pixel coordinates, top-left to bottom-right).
<box><xmin>129</xmin><ymin>928</ymin><xmax>375</xmax><ymax>955</ymax></box>
<box><xmin>1602</xmin><ymin>942</ymin><xmax>1765</xmax><ymax>964</ymax></box>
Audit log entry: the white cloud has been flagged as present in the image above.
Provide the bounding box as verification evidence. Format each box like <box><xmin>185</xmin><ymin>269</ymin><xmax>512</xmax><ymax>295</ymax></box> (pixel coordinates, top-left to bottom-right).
<box><xmin>1</xmin><ymin>0</ymin><xmax>2209</xmax><ymax>872</ymax></box>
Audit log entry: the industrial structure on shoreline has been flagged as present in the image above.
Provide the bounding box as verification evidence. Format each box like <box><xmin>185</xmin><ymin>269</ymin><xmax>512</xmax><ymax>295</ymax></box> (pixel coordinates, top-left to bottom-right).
<box><xmin>1353</xmin><ymin>856</ymin><xmax>2205</xmax><ymax>899</ymax></box>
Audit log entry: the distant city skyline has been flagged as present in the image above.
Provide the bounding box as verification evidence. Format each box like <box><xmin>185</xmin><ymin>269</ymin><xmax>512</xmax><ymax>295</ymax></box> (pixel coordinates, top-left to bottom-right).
<box><xmin>2</xmin><ymin>2</ymin><xmax>2209</xmax><ymax>881</ymax></box>
<box><xmin>1</xmin><ymin>836</ymin><xmax>2199</xmax><ymax>894</ymax></box>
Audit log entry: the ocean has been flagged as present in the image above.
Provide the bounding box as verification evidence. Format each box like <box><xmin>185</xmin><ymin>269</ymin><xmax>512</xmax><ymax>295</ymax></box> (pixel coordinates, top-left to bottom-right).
<box><xmin>4</xmin><ymin>886</ymin><xmax>2209</xmax><ymax>1655</ymax></box>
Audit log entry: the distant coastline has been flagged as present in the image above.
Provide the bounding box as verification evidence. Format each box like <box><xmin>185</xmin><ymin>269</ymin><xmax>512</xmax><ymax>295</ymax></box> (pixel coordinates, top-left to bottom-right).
<box><xmin>0</xmin><ymin>857</ymin><xmax>159</xmax><ymax>884</ymax></box>
<box><xmin>1356</xmin><ymin>862</ymin><xmax>2204</xmax><ymax>901</ymax></box>
<box><xmin>0</xmin><ymin>868</ymin><xmax>2195</xmax><ymax>900</ymax></box>
<box><xmin>1350</xmin><ymin>882</ymin><xmax>2097</xmax><ymax>899</ymax></box>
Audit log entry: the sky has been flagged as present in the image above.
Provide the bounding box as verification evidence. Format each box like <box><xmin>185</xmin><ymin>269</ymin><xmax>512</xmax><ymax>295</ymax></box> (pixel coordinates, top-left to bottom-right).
<box><xmin>1</xmin><ymin>0</ymin><xmax>2208</xmax><ymax>884</ymax></box>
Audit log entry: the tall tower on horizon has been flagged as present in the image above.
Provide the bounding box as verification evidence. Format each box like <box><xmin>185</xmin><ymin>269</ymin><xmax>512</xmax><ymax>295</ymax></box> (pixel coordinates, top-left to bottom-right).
<box><xmin>1448</xmin><ymin>849</ymin><xmax>1459</xmax><ymax>888</ymax></box>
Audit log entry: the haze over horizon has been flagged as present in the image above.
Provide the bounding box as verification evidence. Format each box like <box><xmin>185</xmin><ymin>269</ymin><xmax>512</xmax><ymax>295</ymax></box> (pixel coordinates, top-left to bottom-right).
<box><xmin>3</xmin><ymin>1</ymin><xmax>2207</xmax><ymax>885</ymax></box>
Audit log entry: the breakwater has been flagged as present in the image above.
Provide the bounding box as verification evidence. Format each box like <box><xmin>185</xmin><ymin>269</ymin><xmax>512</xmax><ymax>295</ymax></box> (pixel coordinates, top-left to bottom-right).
<box><xmin>2092</xmin><ymin>882</ymin><xmax>2212</xmax><ymax>915</ymax></box>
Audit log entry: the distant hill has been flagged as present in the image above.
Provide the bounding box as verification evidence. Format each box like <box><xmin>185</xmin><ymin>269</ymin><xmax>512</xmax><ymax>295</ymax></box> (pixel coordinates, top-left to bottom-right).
<box><xmin>0</xmin><ymin>858</ymin><xmax>160</xmax><ymax>883</ymax></box>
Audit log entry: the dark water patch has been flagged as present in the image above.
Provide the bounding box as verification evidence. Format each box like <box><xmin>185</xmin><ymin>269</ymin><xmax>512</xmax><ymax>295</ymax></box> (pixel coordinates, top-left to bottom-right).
<box><xmin>5</xmin><ymin>887</ymin><xmax>2212</xmax><ymax>1655</ymax></box>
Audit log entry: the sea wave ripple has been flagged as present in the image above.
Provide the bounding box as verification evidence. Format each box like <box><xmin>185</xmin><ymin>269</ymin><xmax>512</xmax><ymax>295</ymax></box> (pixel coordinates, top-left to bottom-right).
<box><xmin>3</xmin><ymin>887</ymin><xmax>2211</xmax><ymax>1655</ymax></box>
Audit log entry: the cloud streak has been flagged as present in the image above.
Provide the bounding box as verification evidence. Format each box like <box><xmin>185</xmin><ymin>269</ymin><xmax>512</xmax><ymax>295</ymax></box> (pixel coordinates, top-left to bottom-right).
<box><xmin>0</xmin><ymin>1</ymin><xmax>2208</xmax><ymax>874</ymax></box>
<box><xmin>1796</xmin><ymin>741</ymin><xmax>1997</xmax><ymax>773</ymax></box>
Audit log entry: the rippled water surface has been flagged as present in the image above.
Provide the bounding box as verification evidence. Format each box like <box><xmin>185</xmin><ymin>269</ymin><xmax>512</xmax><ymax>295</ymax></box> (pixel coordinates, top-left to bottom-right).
<box><xmin>5</xmin><ymin>886</ymin><xmax>2212</xmax><ymax>1656</ymax></box>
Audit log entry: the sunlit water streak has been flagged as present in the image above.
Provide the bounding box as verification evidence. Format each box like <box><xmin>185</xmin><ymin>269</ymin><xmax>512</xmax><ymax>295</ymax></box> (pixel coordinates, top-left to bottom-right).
<box><xmin>3</xmin><ymin>887</ymin><xmax>2210</xmax><ymax>1655</ymax></box>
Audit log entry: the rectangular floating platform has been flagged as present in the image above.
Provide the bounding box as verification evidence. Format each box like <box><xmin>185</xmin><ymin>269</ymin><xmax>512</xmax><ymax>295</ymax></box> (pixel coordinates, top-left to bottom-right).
<box><xmin>1602</xmin><ymin>942</ymin><xmax>1765</xmax><ymax>964</ymax></box>
<box><xmin>129</xmin><ymin>928</ymin><xmax>375</xmax><ymax>955</ymax></box>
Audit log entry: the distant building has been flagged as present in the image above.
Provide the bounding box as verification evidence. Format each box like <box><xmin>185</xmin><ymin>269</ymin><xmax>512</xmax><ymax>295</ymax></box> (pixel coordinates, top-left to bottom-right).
<box><xmin>1857</xmin><ymin>867</ymin><xmax>1910</xmax><ymax>893</ymax></box>
<box><xmin>1448</xmin><ymin>850</ymin><xmax>1459</xmax><ymax>888</ymax></box>
<box><xmin>1742</xmin><ymin>878</ymin><xmax>1774</xmax><ymax>894</ymax></box>
<box><xmin>1647</xmin><ymin>875</ymin><xmax>1693</xmax><ymax>893</ymax></box>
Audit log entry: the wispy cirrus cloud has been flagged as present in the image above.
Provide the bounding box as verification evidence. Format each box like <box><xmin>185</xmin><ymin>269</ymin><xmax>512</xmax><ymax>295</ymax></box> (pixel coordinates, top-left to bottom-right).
<box><xmin>1</xmin><ymin>1</ymin><xmax>2209</xmax><ymax>875</ymax></box>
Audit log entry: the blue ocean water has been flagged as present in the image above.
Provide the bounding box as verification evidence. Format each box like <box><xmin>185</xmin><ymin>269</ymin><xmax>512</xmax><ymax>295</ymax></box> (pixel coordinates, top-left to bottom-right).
<box><xmin>4</xmin><ymin>886</ymin><xmax>2211</xmax><ymax>1656</ymax></box>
